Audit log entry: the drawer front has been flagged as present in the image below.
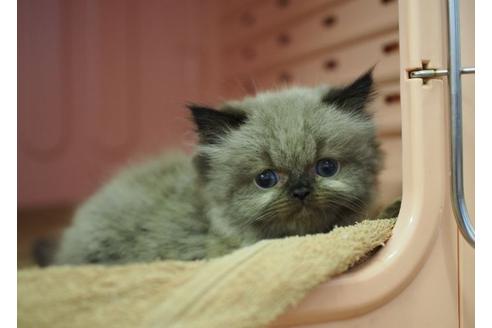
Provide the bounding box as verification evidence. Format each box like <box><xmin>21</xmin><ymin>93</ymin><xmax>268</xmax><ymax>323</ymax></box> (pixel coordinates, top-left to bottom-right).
<box><xmin>220</xmin><ymin>0</ymin><xmax>337</xmax><ymax>45</ymax></box>
<box><xmin>222</xmin><ymin>82</ymin><xmax>401</xmax><ymax>139</ymax></box>
<box><xmin>375</xmin><ymin>136</ymin><xmax>402</xmax><ymax>213</ymax></box>
<box><xmin>218</xmin><ymin>0</ymin><xmax>252</xmax><ymax>17</ymax></box>
<box><xmin>223</xmin><ymin>80</ymin><xmax>401</xmax><ymax>137</ymax></box>
<box><xmin>371</xmin><ymin>82</ymin><xmax>401</xmax><ymax>136</ymax></box>
<box><xmin>248</xmin><ymin>30</ymin><xmax>400</xmax><ymax>90</ymax></box>
<box><xmin>223</xmin><ymin>0</ymin><xmax>398</xmax><ymax>76</ymax></box>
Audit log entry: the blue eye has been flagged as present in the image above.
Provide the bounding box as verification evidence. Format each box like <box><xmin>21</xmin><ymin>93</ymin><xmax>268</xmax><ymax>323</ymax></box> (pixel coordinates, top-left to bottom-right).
<box><xmin>255</xmin><ymin>169</ymin><xmax>279</xmax><ymax>189</ymax></box>
<box><xmin>316</xmin><ymin>159</ymin><xmax>339</xmax><ymax>177</ymax></box>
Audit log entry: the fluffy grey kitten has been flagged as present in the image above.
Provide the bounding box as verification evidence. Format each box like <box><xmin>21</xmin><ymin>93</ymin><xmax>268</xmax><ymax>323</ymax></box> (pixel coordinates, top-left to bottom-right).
<box><xmin>53</xmin><ymin>70</ymin><xmax>383</xmax><ymax>265</ymax></box>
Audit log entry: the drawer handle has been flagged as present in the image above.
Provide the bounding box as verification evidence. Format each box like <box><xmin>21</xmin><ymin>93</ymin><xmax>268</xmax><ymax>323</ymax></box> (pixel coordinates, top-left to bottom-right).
<box><xmin>241</xmin><ymin>47</ymin><xmax>256</xmax><ymax>61</ymax></box>
<box><xmin>322</xmin><ymin>15</ymin><xmax>337</xmax><ymax>28</ymax></box>
<box><xmin>240</xmin><ymin>12</ymin><xmax>255</xmax><ymax>26</ymax></box>
<box><xmin>276</xmin><ymin>0</ymin><xmax>290</xmax><ymax>8</ymax></box>
<box><xmin>382</xmin><ymin>41</ymin><xmax>399</xmax><ymax>55</ymax></box>
<box><xmin>323</xmin><ymin>59</ymin><xmax>338</xmax><ymax>71</ymax></box>
<box><xmin>384</xmin><ymin>93</ymin><xmax>400</xmax><ymax>105</ymax></box>
<box><xmin>278</xmin><ymin>72</ymin><xmax>293</xmax><ymax>83</ymax></box>
<box><xmin>277</xmin><ymin>33</ymin><xmax>291</xmax><ymax>46</ymax></box>
<box><xmin>381</xmin><ymin>0</ymin><xmax>396</xmax><ymax>4</ymax></box>
<box><xmin>241</xmin><ymin>79</ymin><xmax>256</xmax><ymax>94</ymax></box>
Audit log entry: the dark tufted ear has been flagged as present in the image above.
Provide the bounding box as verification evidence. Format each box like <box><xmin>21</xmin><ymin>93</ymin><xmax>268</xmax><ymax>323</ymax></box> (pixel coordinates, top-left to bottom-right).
<box><xmin>322</xmin><ymin>68</ymin><xmax>375</xmax><ymax>115</ymax></box>
<box><xmin>187</xmin><ymin>104</ymin><xmax>247</xmax><ymax>144</ymax></box>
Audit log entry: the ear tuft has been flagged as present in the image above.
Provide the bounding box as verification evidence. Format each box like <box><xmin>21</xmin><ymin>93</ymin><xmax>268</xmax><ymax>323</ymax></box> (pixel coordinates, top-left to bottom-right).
<box><xmin>187</xmin><ymin>104</ymin><xmax>247</xmax><ymax>144</ymax></box>
<box><xmin>322</xmin><ymin>68</ymin><xmax>375</xmax><ymax>115</ymax></box>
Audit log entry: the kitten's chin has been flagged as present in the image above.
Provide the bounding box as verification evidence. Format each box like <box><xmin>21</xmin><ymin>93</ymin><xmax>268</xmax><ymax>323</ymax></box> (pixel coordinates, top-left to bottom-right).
<box><xmin>255</xmin><ymin>205</ymin><xmax>336</xmax><ymax>238</ymax></box>
<box><xmin>290</xmin><ymin>204</ymin><xmax>316</xmax><ymax>219</ymax></box>
<box><xmin>289</xmin><ymin>201</ymin><xmax>328</xmax><ymax>221</ymax></box>
<box><xmin>248</xmin><ymin>200</ymin><xmax>360</xmax><ymax>239</ymax></box>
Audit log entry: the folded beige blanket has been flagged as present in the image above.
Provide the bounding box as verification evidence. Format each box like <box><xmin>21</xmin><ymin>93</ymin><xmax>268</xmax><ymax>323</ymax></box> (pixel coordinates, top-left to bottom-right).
<box><xmin>18</xmin><ymin>218</ymin><xmax>395</xmax><ymax>328</ymax></box>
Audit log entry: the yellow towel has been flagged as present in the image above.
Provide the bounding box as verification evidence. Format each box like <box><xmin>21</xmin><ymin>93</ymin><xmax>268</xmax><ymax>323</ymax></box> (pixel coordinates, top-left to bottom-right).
<box><xmin>18</xmin><ymin>218</ymin><xmax>395</xmax><ymax>328</ymax></box>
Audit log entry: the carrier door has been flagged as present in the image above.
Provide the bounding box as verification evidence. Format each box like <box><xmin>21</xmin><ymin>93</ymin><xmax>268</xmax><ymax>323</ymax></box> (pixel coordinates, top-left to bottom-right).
<box><xmin>272</xmin><ymin>0</ymin><xmax>474</xmax><ymax>326</ymax></box>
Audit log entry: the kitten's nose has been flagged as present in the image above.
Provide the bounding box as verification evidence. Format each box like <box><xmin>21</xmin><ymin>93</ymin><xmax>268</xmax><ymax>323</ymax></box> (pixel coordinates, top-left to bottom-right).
<box><xmin>292</xmin><ymin>187</ymin><xmax>311</xmax><ymax>201</ymax></box>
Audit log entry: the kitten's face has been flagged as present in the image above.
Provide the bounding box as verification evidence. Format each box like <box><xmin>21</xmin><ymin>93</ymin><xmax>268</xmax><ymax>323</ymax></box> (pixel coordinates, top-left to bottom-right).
<box><xmin>190</xmin><ymin>71</ymin><xmax>382</xmax><ymax>238</ymax></box>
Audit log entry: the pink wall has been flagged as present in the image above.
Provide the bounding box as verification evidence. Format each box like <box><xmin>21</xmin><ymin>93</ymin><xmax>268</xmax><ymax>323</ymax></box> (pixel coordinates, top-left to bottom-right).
<box><xmin>18</xmin><ymin>0</ymin><xmax>220</xmax><ymax>208</ymax></box>
<box><xmin>19</xmin><ymin>0</ymin><xmax>402</xmax><ymax>211</ymax></box>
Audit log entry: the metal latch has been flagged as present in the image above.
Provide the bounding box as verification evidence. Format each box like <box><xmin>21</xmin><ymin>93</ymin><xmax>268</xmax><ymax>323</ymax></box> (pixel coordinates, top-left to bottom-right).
<box><xmin>409</xmin><ymin>67</ymin><xmax>475</xmax><ymax>79</ymax></box>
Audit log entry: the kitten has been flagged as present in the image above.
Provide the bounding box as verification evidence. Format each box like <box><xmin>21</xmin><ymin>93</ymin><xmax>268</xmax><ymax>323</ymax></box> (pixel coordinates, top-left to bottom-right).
<box><xmin>53</xmin><ymin>69</ymin><xmax>383</xmax><ymax>265</ymax></box>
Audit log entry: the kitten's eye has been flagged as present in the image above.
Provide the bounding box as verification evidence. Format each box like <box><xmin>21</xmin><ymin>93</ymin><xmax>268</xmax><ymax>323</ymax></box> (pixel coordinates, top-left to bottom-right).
<box><xmin>255</xmin><ymin>169</ymin><xmax>279</xmax><ymax>189</ymax></box>
<box><xmin>316</xmin><ymin>158</ymin><xmax>339</xmax><ymax>177</ymax></box>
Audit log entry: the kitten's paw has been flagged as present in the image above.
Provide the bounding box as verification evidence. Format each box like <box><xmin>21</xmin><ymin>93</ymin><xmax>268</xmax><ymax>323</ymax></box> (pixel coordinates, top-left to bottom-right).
<box><xmin>376</xmin><ymin>197</ymin><xmax>401</xmax><ymax>219</ymax></box>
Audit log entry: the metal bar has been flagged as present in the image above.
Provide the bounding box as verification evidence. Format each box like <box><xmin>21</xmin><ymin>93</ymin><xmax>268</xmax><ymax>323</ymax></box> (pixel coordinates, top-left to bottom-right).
<box><xmin>447</xmin><ymin>0</ymin><xmax>475</xmax><ymax>247</ymax></box>
<box><xmin>461</xmin><ymin>67</ymin><xmax>475</xmax><ymax>75</ymax></box>
<box><xmin>408</xmin><ymin>67</ymin><xmax>475</xmax><ymax>79</ymax></box>
<box><xmin>409</xmin><ymin>69</ymin><xmax>448</xmax><ymax>79</ymax></box>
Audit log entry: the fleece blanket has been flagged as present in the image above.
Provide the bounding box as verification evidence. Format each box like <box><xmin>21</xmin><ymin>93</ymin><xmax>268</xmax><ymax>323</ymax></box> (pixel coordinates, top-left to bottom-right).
<box><xmin>18</xmin><ymin>218</ymin><xmax>395</xmax><ymax>328</ymax></box>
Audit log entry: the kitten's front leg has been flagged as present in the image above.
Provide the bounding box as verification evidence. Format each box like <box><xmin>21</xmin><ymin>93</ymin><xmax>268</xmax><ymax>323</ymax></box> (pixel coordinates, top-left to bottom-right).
<box><xmin>376</xmin><ymin>197</ymin><xmax>402</xmax><ymax>219</ymax></box>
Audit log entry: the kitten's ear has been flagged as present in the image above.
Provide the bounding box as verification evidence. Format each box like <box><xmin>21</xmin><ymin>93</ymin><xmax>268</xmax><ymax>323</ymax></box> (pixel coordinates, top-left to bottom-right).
<box><xmin>187</xmin><ymin>104</ymin><xmax>247</xmax><ymax>144</ymax></box>
<box><xmin>322</xmin><ymin>68</ymin><xmax>375</xmax><ymax>114</ymax></box>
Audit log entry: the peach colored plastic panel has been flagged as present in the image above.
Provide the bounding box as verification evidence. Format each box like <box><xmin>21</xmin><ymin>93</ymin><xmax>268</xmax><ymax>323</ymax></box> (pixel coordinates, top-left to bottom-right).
<box><xmin>459</xmin><ymin>78</ymin><xmax>474</xmax><ymax>328</ymax></box>
<box><xmin>400</xmin><ymin>0</ymin><xmax>448</xmax><ymax>70</ymax></box>
<box><xmin>274</xmin><ymin>201</ymin><xmax>458</xmax><ymax>328</ymax></box>
<box><xmin>459</xmin><ymin>0</ymin><xmax>475</xmax><ymax>327</ymax></box>
<box><xmin>270</xmin><ymin>0</ymin><xmax>463</xmax><ymax>326</ymax></box>
<box><xmin>222</xmin><ymin>0</ymin><xmax>398</xmax><ymax>76</ymax></box>
<box><xmin>272</xmin><ymin>77</ymin><xmax>457</xmax><ymax>326</ymax></box>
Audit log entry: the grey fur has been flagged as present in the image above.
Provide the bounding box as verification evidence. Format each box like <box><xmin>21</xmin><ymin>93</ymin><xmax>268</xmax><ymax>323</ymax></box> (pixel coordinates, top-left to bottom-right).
<box><xmin>54</xmin><ymin>71</ymin><xmax>383</xmax><ymax>265</ymax></box>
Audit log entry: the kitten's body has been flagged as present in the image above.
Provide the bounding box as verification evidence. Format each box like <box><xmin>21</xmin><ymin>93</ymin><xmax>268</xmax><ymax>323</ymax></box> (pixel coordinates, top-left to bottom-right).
<box><xmin>54</xmin><ymin>71</ymin><xmax>384</xmax><ymax>265</ymax></box>
<box><xmin>55</xmin><ymin>154</ymin><xmax>209</xmax><ymax>263</ymax></box>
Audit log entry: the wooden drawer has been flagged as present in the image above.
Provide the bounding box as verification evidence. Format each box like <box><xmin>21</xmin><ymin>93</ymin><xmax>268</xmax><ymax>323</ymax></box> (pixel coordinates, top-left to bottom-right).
<box><xmin>223</xmin><ymin>0</ymin><xmax>398</xmax><ymax>76</ymax></box>
<box><xmin>371</xmin><ymin>82</ymin><xmax>401</xmax><ymax>136</ymax></box>
<box><xmin>222</xmin><ymin>80</ymin><xmax>401</xmax><ymax>136</ymax></box>
<box><xmin>219</xmin><ymin>0</ymin><xmax>338</xmax><ymax>45</ymax></box>
<box><xmin>222</xmin><ymin>35</ymin><xmax>401</xmax><ymax>110</ymax></box>
<box><xmin>217</xmin><ymin>0</ymin><xmax>253</xmax><ymax>17</ymax></box>
<box><xmin>374</xmin><ymin>136</ymin><xmax>402</xmax><ymax>213</ymax></box>
<box><xmin>246</xmin><ymin>30</ymin><xmax>399</xmax><ymax>90</ymax></box>
<box><xmin>220</xmin><ymin>76</ymin><xmax>257</xmax><ymax>100</ymax></box>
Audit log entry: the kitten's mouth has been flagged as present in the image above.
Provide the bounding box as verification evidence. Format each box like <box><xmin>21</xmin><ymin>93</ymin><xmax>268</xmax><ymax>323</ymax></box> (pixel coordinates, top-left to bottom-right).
<box><xmin>289</xmin><ymin>202</ymin><xmax>316</xmax><ymax>216</ymax></box>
